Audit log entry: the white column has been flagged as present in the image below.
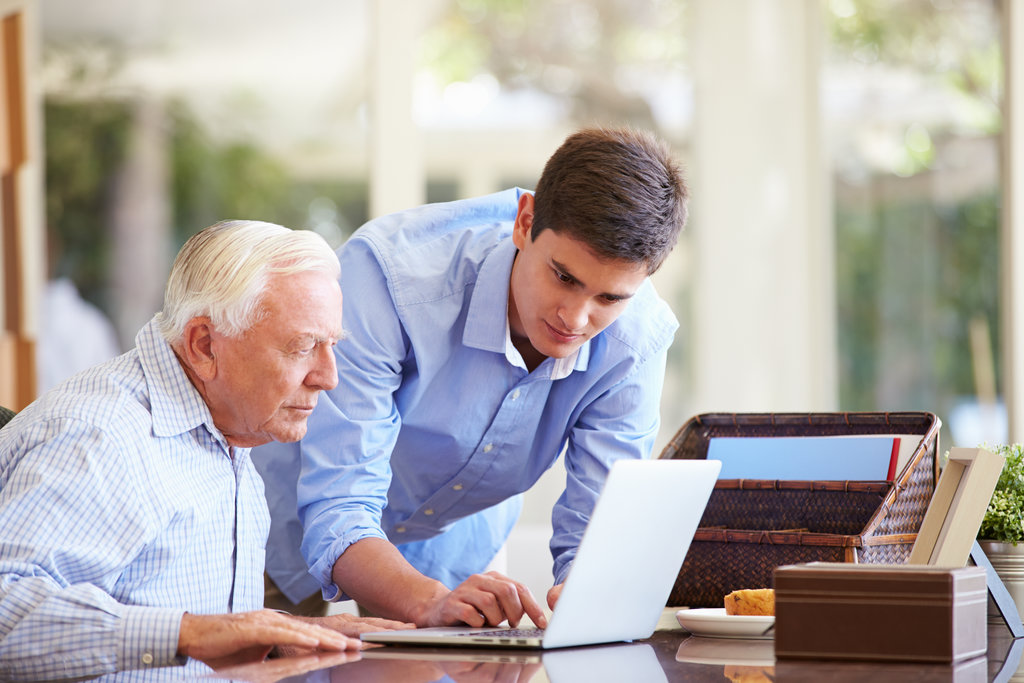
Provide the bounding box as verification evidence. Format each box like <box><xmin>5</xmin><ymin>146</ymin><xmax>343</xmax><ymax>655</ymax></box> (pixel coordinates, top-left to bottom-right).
<box><xmin>109</xmin><ymin>97</ymin><xmax>170</xmax><ymax>349</ymax></box>
<box><xmin>689</xmin><ymin>0</ymin><xmax>835</xmax><ymax>411</ymax></box>
<box><xmin>1002</xmin><ymin>1</ymin><xmax>1024</xmax><ymax>442</ymax></box>
<box><xmin>369</xmin><ymin>0</ymin><xmax>426</xmax><ymax>218</ymax></box>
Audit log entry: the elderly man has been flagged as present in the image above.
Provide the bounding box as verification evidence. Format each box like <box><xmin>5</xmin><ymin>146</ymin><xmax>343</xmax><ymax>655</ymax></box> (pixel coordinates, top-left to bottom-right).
<box><xmin>0</xmin><ymin>221</ymin><xmax>405</xmax><ymax>681</ymax></box>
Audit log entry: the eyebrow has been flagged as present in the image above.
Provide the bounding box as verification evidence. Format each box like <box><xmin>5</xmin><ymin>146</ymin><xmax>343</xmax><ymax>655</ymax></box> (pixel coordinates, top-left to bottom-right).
<box><xmin>551</xmin><ymin>258</ymin><xmax>637</xmax><ymax>301</ymax></box>
<box><xmin>292</xmin><ymin>329</ymin><xmax>346</xmax><ymax>348</ymax></box>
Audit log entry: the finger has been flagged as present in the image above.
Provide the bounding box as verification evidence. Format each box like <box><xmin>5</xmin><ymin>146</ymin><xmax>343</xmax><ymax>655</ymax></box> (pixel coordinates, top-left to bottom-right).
<box><xmin>515</xmin><ymin>583</ymin><xmax>547</xmax><ymax>629</ymax></box>
<box><xmin>363</xmin><ymin>617</ymin><xmax>415</xmax><ymax>630</ymax></box>
<box><xmin>476</xmin><ymin>572</ymin><xmax>538</xmax><ymax>628</ymax></box>
<box><xmin>451</xmin><ymin>598</ymin><xmax>490</xmax><ymax>627</ymax></box>
<box><xmin>265</xmin><ymin>616</ymin><xmax>362</xmax><ymax>652</ymax></box>
<box><xmin>473</xmin><ymin>573</ymin><xmax>530</xmax><ymax>627</ymax></box>
<box><xmin>546</xmin><ymin>583</ymin><xmax>564</xmax><ymax>611</ymax></box>
<box><xmin>238</xmin><ymin>615</ymin><xmax>325</xmax><ymax>652</ymax></box>
<box><xmin>317</xmin><ymin>614</ymin><xmax>414</xmax><ymax>636</ymax></box>
<box><xmin>475</xmin><ymin>589</ymin><xmax>509</xmax><ymax>627</ymax></box>
<box><xmin>444</xmin><ymin>577</ymin><xmax>503</xmax><ymax>626</ymax></box>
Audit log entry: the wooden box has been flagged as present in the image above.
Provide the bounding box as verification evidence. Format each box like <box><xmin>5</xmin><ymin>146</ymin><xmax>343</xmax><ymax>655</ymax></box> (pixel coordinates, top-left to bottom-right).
<box><xmin>774</xmin><ymin>563</ymin><xmax>988</xmax><ymax>663</ymax></box>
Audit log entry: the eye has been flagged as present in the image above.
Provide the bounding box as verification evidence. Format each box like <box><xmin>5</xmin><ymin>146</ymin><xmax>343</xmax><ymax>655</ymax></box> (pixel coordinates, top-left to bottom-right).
<box><xmin>292</xmin><ymin>342</ymin><xmax>317</xmax><ymax>357</ymax></box>
<box><xmin>555</xmin><ymin>269</ymin><xmax>573</xmax><ymax>284</ymax></box>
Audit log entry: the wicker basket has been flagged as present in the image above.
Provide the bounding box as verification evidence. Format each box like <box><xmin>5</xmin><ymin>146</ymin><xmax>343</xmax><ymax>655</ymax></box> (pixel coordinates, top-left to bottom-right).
<box><xmin>659</xmin><ymin>411</ymin><xmax>940</xmax><ymax>607</ymax></box>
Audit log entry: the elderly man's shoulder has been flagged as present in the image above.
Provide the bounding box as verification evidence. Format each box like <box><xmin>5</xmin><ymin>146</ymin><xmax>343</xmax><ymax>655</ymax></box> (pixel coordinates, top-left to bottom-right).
<box><xmin>3</xmin><ymin>351</ymin><xmax>155</xmax><ymax>452</ymax></box>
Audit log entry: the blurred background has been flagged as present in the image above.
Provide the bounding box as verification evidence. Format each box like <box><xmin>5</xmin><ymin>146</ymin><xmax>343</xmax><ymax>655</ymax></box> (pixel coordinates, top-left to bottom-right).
<box><xmin>0</xmin><ymin>0</ymin><xmax>1014</xmax><ymax>598</ymax></box>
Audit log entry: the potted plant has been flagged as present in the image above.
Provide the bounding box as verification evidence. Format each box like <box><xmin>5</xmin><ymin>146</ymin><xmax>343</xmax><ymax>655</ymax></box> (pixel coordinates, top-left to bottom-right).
<box><xmin>977</xmin><ymin>443</ymin><xmax>1024</xmax><ymax>621</ymax></box>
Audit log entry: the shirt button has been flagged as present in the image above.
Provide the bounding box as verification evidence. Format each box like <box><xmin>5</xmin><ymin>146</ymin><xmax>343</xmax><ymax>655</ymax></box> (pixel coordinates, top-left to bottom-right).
<box><xmin>483</xmin><ymin>443</ymin><xmax>494</xmax><ymax>453</ymax></box>
<box><xmin>511</xmin><ymin>389</ymin><xmax>521</xmax><ymax>400</ymax></box>
<box><xmin>452</xmin><ymin>484</ymin><xmax>463</xmax><ymax>491</ymax></box>
<box><xmin>424</xmin><ymin>509</ymin><xmax>434</xmax><ymax>516</ymax></box>
<box><xmin>396</xmin><ymin>526</ymin><xmax>406</xmax><ymax>533</ymax></box>
<box><xmin>141</xmin><ymin>653</ymin><xmax>154</xmax><ymax>665</ymax></box>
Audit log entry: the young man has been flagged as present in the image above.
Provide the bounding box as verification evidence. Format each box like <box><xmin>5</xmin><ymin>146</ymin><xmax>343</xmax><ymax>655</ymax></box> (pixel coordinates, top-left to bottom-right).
<box><xmin>0</xmin><ymin>221</ymin><xmax>405</xmax><ymax>681</ymax></box>
<box><xmin>255</xmin><ymin>127</ymin><xmax>688</xmax><ymax>628</ymax></box>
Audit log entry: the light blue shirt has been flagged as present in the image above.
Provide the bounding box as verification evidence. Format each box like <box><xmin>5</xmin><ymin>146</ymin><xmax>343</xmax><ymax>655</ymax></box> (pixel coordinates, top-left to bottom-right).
<box><xmin>0</xmin><ymin>318</ymin><xmax>268</xmax><ymax>681</ymax></box>
<box><xmin>254</xmin><ymin>188</ymin><xmax>678</xmax><ymax>602</ymax></box>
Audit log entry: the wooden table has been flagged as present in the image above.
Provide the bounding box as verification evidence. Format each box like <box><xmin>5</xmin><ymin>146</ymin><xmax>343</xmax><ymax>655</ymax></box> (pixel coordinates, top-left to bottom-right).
<box><xmin>202</xmin><ymin>614</ymin><xmax>1024</xmax><ymax>682</ymax></box>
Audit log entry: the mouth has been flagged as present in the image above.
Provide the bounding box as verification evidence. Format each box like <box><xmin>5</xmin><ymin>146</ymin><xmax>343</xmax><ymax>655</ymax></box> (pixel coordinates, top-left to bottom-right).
<box><xmin>544</xmin><ymin>321</ymin><xmax>582</xmax><ymax>343</ymax></box>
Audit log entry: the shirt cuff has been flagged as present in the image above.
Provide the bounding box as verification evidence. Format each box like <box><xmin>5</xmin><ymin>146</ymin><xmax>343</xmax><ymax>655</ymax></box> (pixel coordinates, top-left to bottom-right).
<box><xmin>117</xmin><ymin>606</ymin><xmax>187</xmax><ymax>671</ymax></box>
<box><xmin>309</xmin><ymin>527</ymin><xmax>389</xmax><ymax>601</ymax></box>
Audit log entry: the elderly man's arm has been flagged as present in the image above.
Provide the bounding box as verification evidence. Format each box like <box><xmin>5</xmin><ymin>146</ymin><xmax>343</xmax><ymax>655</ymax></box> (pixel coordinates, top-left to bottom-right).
<box><xmin>0</xmin><ymin>578</ymin><xmax>183</xmax><ymax>681</ymax></box>
<box><xmin>0</xmin><ymin>579</ymin><xmax>361</xmax><ymax>681</ymax></box>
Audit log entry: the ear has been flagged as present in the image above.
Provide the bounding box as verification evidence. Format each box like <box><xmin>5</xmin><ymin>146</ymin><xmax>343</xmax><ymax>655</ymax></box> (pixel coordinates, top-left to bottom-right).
<box><xmin>178</xmin><ymin>317</ymin><xmax>218</xmax><ymax>382</ymax></box>
<box><xmin>512</xmin><ymin>192</ymin><xmax>535</xmax><ymax>250</ymax></box>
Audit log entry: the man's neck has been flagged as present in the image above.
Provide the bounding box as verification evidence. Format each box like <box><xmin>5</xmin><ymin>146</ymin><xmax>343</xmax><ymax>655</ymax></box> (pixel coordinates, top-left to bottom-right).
<box><xmin>511</xmin><ymin>334</ymin><xmax>546</xmax><ymax>373</ymax></box>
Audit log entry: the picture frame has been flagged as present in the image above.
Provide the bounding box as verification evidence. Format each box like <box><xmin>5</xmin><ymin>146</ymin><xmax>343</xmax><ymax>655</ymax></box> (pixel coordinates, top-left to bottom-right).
<box><xmin>908</xmin><ymin>446</ymin><xmax>1004</xmax><ymax>567</ymax></box>
<box><xmin>907</xmin><ymin>446</ymin><xmax>1024</xmax><ymax>636</ymax></box>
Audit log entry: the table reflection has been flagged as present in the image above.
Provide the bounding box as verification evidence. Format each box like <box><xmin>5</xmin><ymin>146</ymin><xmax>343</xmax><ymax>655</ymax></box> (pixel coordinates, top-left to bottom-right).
<box><xmin>675</xmin><ymin>636</ymin><xmax>775</xmax><ymax>681</ymax></box>
<box><xmin>72</xmin><ymin>621</ymin><xmax>1024</xmax><ymax>683</ymax></box>
<box><xmin>204</xmin><ymin>641</ymin><xmax>661</xmax><ymax>683</ymax></box>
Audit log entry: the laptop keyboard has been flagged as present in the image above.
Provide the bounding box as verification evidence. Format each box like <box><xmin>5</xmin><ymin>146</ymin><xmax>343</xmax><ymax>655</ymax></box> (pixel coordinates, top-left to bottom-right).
<box><xmin>462</xmin><ymin>628</ymin><xmax>544</xmax><ymax>638</ymax></box>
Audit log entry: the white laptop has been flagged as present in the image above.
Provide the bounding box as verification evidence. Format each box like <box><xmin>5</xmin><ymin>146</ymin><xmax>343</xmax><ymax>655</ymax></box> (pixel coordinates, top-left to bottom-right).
<box><xmin>360</xmin><ymin>457</ymin><xmax>721</xmax><ymax>649</ymax></box>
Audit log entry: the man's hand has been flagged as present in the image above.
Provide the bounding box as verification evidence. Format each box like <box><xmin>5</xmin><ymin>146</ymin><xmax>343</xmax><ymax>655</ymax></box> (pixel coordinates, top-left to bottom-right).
<box><xmin>274</xmin><ymin>613</ymin><xmax>415</xmax><ymax>658</ymax></box>
<box><xmin>177</xmin><ymin>610</ymin><xmax>362</xmax><ymax>669</ymax></box>
<box><xmin>419</xmin><ymin>571</ymin><xmax>548</xmax><ymax>629</ymax></box>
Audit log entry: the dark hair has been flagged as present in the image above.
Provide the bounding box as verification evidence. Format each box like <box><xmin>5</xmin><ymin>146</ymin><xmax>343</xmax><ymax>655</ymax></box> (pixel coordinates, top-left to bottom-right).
<box><xmin>531</xmin><ymin>127</ymin><xmax>688</xmax><ymax>274</ymax></box>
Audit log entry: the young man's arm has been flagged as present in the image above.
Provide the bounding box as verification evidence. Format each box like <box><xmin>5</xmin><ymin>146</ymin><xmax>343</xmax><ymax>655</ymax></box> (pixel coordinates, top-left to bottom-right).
<box><xmin>331</xmin><ymin>537</ymin><xmax>547</xmax><ymax>628</ymax></box>
<box><xmin>550</xmin><ymin>314</ymin><xmax>676</xmax><ymax>589</ymax></box>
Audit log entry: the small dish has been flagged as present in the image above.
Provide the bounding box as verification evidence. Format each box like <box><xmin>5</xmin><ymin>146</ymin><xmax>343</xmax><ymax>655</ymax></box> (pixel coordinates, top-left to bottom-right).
<box><xmin>675</xmin><ymin>608</ymin><xmax>775</xmax><ymax>640</ymax></box>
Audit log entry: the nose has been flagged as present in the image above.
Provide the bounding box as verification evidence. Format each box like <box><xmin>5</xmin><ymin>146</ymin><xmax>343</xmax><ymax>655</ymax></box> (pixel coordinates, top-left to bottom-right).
<box><xmin>307</xmin><ymin>343</ymin><xmax>339</xmax><ymax>391</ymax></box>
<box><xmin>557</xmin><ymin>295</ymin><xmax>590</xmax><ymax>333</ymax></box>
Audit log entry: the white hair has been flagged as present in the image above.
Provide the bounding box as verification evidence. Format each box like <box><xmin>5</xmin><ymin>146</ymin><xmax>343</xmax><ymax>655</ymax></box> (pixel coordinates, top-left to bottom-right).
<box><xmin>156</xmin><ymin>220</ymin><xmax>340</xmax><ymax>343</ymax></box>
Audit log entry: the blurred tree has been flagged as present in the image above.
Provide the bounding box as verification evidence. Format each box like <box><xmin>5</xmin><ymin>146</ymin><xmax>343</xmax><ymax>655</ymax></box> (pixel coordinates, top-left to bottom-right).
<box><xmin>826</xmin><ymin>0</ymin><xmax>1002</xmax><ymax>430</ymax></box>
<box><xmin>422</xmin><ymin>0</ymin><xmax>688</xmax><ymax>130</ymax></box>
<box><xmin>828</xmin><ymin>0</ymin><xmax>1000</xmax><ymax>120</ymax></box>
<box><xmin>44</xmin><ymin>98</ymin><xmax>131</xmax><ymax>313</ymax></box>
<box><xmin>169</xmin><ymin>100</ymin><xmax>293</xmax><ymax>246</ymax></box>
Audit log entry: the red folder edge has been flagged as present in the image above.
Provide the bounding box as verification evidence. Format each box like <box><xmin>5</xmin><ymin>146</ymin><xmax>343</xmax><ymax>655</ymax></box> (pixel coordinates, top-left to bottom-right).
<box><xmin>886</xmin><ymin>437</ymin><xmax>901</xmax><ymax>481</ymax></box>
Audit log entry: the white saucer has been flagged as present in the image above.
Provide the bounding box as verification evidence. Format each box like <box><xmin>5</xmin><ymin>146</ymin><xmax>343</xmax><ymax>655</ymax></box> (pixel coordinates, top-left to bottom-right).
<box><xmin>675</xmin><ymin>608</ymin><xmax>775</xmax><ymax>640</ymax></box>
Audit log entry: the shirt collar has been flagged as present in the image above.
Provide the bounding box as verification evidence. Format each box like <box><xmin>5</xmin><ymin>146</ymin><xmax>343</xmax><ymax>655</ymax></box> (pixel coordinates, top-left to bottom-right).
<box><xmin>463</xmin><ymin>237</ymin><xmax>590</xmax><ymax>378</ymax></box>
<box><xmin>502</xmin><ymin>322</ymin><xmax>581</xmax><ymax>380</ymax></box>
<box><xmin>136</xmin><ymin>316</ymin><xmax>230</xmax><ymax>449</ymax></box>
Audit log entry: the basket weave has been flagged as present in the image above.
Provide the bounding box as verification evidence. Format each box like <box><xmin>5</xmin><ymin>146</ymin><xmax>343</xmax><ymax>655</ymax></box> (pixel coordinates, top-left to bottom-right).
<box><xmin>659</xmin><ymin>411</ymin><xmax>940</xmax><ymax>607</ymax></box>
